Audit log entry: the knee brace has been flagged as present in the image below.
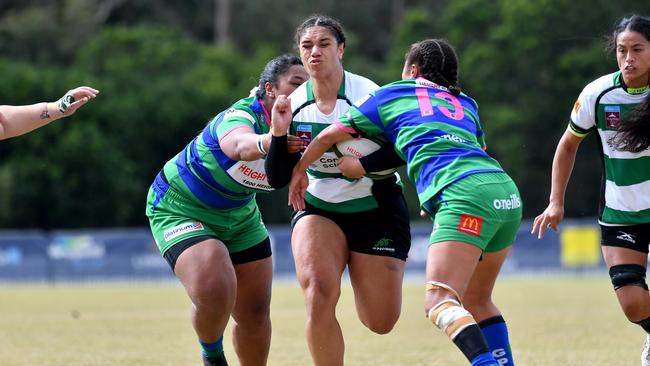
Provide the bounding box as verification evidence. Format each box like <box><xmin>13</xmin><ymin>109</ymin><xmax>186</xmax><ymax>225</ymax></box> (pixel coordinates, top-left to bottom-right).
<box><xmin>426</xmin><ymin>281</ymin><xmax>476</xmax><ymax>340</ymax></box>
<box><xmin>609</xmin><ymin>264</ymin><xmax>649</xmax><ymax>291</ymax></box>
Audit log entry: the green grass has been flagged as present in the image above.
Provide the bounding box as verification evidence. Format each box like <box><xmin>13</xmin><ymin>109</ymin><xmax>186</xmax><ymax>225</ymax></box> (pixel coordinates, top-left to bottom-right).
<box><xmin>0</xmin><ymin>275</ymin><xmax>643</xmax><ymax>365</ymax></box>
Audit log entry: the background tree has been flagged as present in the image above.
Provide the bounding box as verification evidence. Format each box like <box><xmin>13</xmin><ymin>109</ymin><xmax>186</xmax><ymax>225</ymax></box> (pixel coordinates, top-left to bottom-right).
<box><xmin>0</xmin><ymin>0</ymin><xmax>648</xmax><ymax>228</ymax></box>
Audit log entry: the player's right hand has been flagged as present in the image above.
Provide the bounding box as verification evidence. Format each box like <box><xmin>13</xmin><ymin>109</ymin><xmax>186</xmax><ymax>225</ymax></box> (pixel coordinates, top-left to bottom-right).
<box><xmin>531</xmin><ymin>202</ymin><xmax>564</xmax><ymax>239</ymax></box>
<box><xmin>271</xmin><ymin>95</ymin><xmax>292</xmax><ymax>136</ymax></box>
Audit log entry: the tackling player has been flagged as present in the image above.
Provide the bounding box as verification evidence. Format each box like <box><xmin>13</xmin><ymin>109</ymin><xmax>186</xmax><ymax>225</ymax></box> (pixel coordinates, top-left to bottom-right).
<box><xmin>145</xmin><ymin>55</ymin><xmax>307</xmax><ymax>366</ymax></box>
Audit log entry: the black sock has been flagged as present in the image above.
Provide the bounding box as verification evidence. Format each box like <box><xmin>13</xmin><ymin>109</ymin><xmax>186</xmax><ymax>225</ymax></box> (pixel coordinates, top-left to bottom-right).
<box><xmin>452</xmin><ymin>324</ymin><xmax>492</xmax><ymax>361</ymax></box>
<box><xmin>635</xmin><ymin>315</ymin><xmax>650</xmax><ymax>335</ymax></box>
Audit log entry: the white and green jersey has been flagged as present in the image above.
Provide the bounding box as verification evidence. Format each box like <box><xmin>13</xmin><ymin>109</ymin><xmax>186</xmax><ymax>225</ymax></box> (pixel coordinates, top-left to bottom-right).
<box><xmin>569</xmin><ymin>71</ymin><xmax>650</xmax><ymax>225</ymax></box>
<box><xmin>289</xmin><ymin>71</ymin><xmax>391</xmax><ymax>213</ymax></box>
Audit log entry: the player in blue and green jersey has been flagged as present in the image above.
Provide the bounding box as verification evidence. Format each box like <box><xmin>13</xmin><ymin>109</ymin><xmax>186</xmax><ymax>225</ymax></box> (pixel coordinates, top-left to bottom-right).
<box><xmin>277</xmin><ymin>39</ymin><xmax>521</xmax><ymax>366</ymax></box>
<box><xmin>532</xmin><ymin>15</ymin><xmax>650</xmax><ymax>365</ymax></box>
<box><xmin>145</xmin><ymin>54</ymin><xmax>308</xmax><ymax>366</ymax></box>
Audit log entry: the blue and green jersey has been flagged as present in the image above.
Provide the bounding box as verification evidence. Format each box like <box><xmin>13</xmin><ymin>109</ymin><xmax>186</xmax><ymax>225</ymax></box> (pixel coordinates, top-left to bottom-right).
<box><xmin>337</xmin><ymin>77</ymin><xmax>504</xmax><ymax>209</ymax></box>
<box><xmin>158</xmin><ymin>96</ymin><xmax>273</xmax><ymax>210</ymax></box>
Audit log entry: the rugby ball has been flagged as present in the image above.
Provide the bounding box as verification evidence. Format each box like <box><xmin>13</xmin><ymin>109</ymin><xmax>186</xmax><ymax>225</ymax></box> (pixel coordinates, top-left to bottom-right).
<box><xmin>332</xmin><ymin>136</ymin><xmax>398</xmax><ymax>179</ymax></box>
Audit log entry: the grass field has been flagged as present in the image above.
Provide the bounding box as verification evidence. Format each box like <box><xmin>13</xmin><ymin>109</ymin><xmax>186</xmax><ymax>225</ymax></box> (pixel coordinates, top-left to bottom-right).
<box><xmin>0</xmin><ymin>275</ymin><xmax>644</xmax><ymax>366</ymax></box>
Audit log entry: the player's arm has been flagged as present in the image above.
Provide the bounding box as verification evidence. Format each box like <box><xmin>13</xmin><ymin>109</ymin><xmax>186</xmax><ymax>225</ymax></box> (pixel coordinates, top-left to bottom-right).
<box><xmin>338</xmin><ymin>92</ymin><xmax>402</xmax><ymax>178</ymax></box>
<box><xmin>358</xmin><ymin>145</ymin><xmax>405</xmax><ymax>173</ymax></box>
<box><xmin>219</xmin><ymin>125</ymin><xmax>269</xmax><ymax>161</ymax></box>
<box><xmin>0</xmin><ymin>86</ymin><xmax>99</xmax><ymax>140</ymax></box>
<box><xmin>288</xmin><ymin>122</ymin><xmax>353</xmax><ymax>210</ymax></box>
<box><xmin>532</xmin><ymin>127</ymin><xmax>584</xmax><ymax>238</ymax></box>
<box><xmin>265</xmin><ymin>95</ymin><xmax>301</xmax><ymax>188</ymax></box>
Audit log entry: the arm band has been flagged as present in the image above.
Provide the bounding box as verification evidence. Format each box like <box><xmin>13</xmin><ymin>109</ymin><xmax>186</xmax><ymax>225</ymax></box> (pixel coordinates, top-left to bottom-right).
<box><xmin>265</xmin><ymin>135</ymin><xmax>300</xmax><ymax>189</ymax></box>
<box><xmin>359</xmin><ymin>143</ymin><xmax>405</xmax><ymax>173</ymax></box>
<box><xmin>256</xmin><ymin>134</ymin><xmax>267</xmax><ymax>155</ymax></box>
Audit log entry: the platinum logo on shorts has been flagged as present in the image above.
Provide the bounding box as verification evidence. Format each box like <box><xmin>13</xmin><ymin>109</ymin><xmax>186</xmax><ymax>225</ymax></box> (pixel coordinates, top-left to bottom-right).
<box><xmin>163</xmin><ymin>222</ymin><xmax>204</xmax><ymax>242</ymax></box>
<box><xmin>493</xmin><ymin>194</ymin><xmax>521</xmax><ymax>210</ymax></box>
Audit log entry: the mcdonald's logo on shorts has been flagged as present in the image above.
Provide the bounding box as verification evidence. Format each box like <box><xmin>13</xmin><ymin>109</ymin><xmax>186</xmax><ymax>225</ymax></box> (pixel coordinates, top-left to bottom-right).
<box><xmin>457</xmin><ymin>214</ymin><xmax>484</xmax><ymax>236</ymax></box>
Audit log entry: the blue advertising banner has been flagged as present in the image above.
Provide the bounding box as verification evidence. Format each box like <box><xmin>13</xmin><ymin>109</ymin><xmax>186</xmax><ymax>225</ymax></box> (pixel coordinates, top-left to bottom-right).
<box><xmin>0</xmin><ymin>219</ymin><xmax>605</xmax><ymax>282</ymax></box>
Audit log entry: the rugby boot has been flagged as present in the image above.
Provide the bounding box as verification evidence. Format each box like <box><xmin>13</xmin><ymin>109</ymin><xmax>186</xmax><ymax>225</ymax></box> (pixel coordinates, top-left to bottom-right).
<box><xmin>203</xmin><ymin>353</ymin><xmax>228</xmax><ymax>366</ymax></box>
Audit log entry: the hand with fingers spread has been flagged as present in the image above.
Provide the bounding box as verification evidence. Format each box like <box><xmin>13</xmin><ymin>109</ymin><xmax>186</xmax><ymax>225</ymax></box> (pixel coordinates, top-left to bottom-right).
<box><xmin>531</xmin><ymin>202</ymin><xmax>564</xmax><ymax>239</ymax></box>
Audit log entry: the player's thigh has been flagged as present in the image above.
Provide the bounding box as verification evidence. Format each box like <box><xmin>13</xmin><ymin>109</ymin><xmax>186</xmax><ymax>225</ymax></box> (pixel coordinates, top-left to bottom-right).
<box><xmin>349</xmin><ymin>252</ymin><xmax>405</xmax><ymax>320</ymax></box>
<box><xmin>175</xmin><ymin>238</ymin><xmax>236</xmax><ymax>300</ymax></box>
<box><xmin>465</xmin><ymin>246</ymin><xmax>511</xmax><ymax>302</ymax></box>
<box><xmin>232</xmin><ymin>255</ymin><xmax>273</xmax><ymax>321</ymax></box>
<box><xmin>291</xmin><ymin>214</ymin><xmax>348</xmax><ymax>289</ymax></box>
<box><xmin>426</xmin><ymin>240</ymin><xmax>483</xmax><ymax>299</ymax></box>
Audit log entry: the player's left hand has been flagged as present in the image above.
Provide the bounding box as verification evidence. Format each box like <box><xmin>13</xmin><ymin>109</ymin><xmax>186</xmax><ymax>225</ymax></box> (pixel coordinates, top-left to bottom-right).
<box><xmin>58</xmin><ymin>86</ymin><xmax>100</xmax><ymax>116</ymax></box>
<box><xmin>337</xmin><ymin>156</ymin><xmax>365</xmax><ymax>178</ymax></box>
<box><xmin>287</xmin><ymin>134</ymin><xmax>307</xmax><ymax>153</ymax></box>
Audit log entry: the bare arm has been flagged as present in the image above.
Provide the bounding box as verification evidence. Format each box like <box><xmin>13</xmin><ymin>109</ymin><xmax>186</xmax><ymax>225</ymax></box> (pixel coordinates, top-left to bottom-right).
<box><xmin>531</xmin><ymin>128</ymin><xmax>584</xmax><ymax>238</ymax></box>
<box><xmin>0</xmin><ymin>86</ymin><xmax>99</xmax><ymax>140</ymax></box>
<box><xmin>288</xmin><ymin>123</ymin><xmax>352</xmax><ymax>210</ymax></box>
<box><xmin>219</xmin><ymin>126</ymin><xmax>269</xmax><ymax>161</ymax></box>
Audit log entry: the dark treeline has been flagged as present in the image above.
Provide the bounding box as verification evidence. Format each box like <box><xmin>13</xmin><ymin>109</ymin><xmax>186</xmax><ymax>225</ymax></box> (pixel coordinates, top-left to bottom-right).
<box><xmin>0</xmin><ymin>0</ymin><xmax>648</xmax><ymax>228</ymax></box>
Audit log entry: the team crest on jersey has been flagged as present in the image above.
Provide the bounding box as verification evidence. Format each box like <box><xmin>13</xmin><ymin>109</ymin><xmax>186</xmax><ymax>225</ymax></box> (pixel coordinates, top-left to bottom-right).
<box><xmin>605</xmin><ymin>106</ymin><xmax>621</xmax><ymax>129</ymax></box>
<box><xmin>457</xmin><ymin>214</ymin><xmax>484</xmax><ymax>236</ymax></box>
<box><xmin>296</xmin><ymin>125</ymin><xmax>312</xmax><ymax>144</ymax></box>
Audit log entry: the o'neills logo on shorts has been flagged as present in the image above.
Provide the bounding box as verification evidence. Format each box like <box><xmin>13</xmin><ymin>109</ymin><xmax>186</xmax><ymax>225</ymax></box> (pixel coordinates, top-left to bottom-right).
<box><xmin>493</xmin><ymin>194</ymin><xmax>521</xmax><ymax>210</ymax></box>
<box><xmin>163</xmin><ymin>222</ymin><xmax>204</xmax><ymax>242</ymax></box>
<box><xmin>457</xmin><ymin>214</ymin><xmax>483</xmax><ymax>237</ymax></box>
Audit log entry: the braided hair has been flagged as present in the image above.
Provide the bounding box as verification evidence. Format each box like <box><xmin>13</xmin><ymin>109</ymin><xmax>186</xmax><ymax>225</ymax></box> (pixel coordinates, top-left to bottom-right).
<box><xmin>405</xmin><ymin>39</ymin><xmax>461</xmax><ymax>96</ymax></box>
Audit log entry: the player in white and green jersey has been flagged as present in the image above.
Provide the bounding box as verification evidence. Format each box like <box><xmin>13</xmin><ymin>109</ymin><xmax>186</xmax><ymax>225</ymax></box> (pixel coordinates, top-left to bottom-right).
<box><xmin>145</xmin><ymin>55</ymin><xmax>308</xmax><ymax>366</ymax></box>
<box><xmin>567</xmin><ymin>70</ymin><xmax>650</xmax><ymax>225</ymax></box>
<box><xmin>288</xmin><ymin>71</ymin><xmax>385</xmax><ymax>212</ymax></box>
<box><xmin>532</xmin><ymin>15</ymin><xmax>650</xmax><ymax>365</ymax></box>
<box><xmin>264</xmin><ymin>15</ymin><xmax>410</xmax><ymax>366</ymax></box>
<box><xmin>281</xmin><ymin>39</ymin><xmax>521</xmax><ymax>366</ymax></box>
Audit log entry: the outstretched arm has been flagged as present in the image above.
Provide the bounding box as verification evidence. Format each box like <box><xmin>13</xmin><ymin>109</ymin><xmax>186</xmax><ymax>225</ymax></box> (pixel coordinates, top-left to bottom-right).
<box><xmin>0</xmin><ymin>86</ymin><xmax>99</xmax><ymax>140</ymax></box>
<box><xmin>531</xmin><ymin>128</ymin><xmax>583</xmax><ymax>239</ymax></box>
